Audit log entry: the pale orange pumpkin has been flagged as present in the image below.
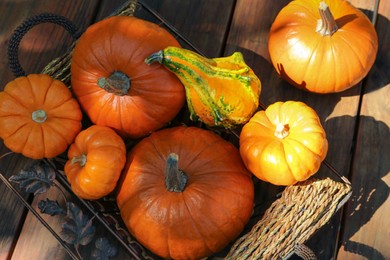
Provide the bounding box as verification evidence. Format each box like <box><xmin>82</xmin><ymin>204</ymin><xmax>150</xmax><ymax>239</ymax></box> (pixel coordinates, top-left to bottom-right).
<box><xmin>239</xmin><ymin>101</ymin><xmax>328</xmax><ymax>186</ymax></box>
<box><xmin>268</xmin><ymin>0</ymin><xmax>378</xmax><ymax>93</ymax></box>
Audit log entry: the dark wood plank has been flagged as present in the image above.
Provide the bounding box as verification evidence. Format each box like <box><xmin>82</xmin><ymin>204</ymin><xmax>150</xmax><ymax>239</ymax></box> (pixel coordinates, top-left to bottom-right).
<box><xmin>138</xmin><ymin>0</ymin><xmax>236</xmax><ymax>57</ymax></box>
<box><xmin>338</xmin><ymin>0</ymin><xmax>390</xmax><ymax>259</ymax></box>
<box><xmin>0</xmin><ymin>154</ymin><xmax>35</xmax><ymax>259</ymax></box>
<box><xmin>0</xmin><ymin>0</ymin><xmax>102</xmax><ymax>258</ymax></box>
<box><xmin>224</xmin><ymin>0</ymin><xmax>378</xmax><ymax>259</ymax></box>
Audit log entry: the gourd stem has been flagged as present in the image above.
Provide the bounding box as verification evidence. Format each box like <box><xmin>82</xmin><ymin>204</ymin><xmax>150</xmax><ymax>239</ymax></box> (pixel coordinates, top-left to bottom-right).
<box><xmin>145</xmin><ymin>50</ymin><xmax>164</xmax><ymax>65</ymax></box>
<box><xmin>316</xmin><ymin>1</ymin><xmax>338</xmax><ymax>36</ymax></box>
<box><xmin>97</xmin><ymin>71</ymin><xmax>130</xmax><ymax>96</ymax></box>
<box><xmin>275</xmin><ymin>123</ymin><xmax>290</xmax><ymax>139</ymax></box>
<box><xmin>71</xmin><ymin>154</ymin><xmax>87</xmax><ymax>167</ymax></box>
<box><xmin>165</xmin><ymin>153</ymin><xmax>188</xmax><ymax>193</ymax></box>
<box><xmin>32</xmin><ymin>109</ymin><xmax>47</xmax><ymax>123</ymax></box>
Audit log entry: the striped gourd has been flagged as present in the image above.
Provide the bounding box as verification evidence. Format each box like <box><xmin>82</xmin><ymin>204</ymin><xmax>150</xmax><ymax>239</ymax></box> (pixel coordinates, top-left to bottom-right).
<box><xmin>145</xmin><ymin>47</ymin><xmax>261</xmax><ymax>128</ymax></box>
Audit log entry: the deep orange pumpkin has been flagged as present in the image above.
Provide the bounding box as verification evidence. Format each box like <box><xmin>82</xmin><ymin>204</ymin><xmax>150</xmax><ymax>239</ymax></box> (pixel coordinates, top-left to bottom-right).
<box><xmin>0</xmin><ymin>74</ymin><xmax>82</xmax><ymax>159</ymax></box>
<box><xmin>71</xmin><ymin>16</ymin><xmax>185</xmax><ymax>138</ymax></box>
<box><xmin>64</xmin><ymin>125</ymin><xmax>126</xmax><ymax>200</ymax></box>
<box><xmin>268</xmin><ymin>0</ymin><xmax>378</xmax><ymax>93</ymax></box>
<box><xmin>116</xmin><ymin>126</ymin><xmax>254</xmax><ymax>259</ymax></box>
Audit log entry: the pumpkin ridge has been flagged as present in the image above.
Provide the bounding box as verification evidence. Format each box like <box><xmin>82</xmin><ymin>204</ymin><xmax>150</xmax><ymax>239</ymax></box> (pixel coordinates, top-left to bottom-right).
<box><xmin>283</xmin><ymin>139</ymin><xmax>319</xmax><ymax>181</ymax></box>
<box><xmin>338</xmin><ymin>26</ymin><xmax>376</xmax><ymax>44</ymax></box>
<box><xmin>1</xmin><ymin>119</ymin><xmax>30</xmax><ymax>139</ymax></box>
<box><xmin>289</xmin><ymin>126</ymin><xmax>324</xmax><ymax>154</ymax></box>
<box><xmin>148</xmin><ymin>134</ymin><xmax>174</xmax><ymax>164</ymax></box>
<box><xmin>25</xmin><ymin>124</ymin><xmax>45</xmax><ymax>158</ymax></box>
<box><xmin>130</xmin><ymin>94</ymin><xmax>172</xmax><ymax>126</ymax></box>
<box><xmin>90</xmin><ymin>46</ymin><xmax>113</xmax><ymax>78</ymax></box>
<box><xmin>280</xmin><ymin>140</ymin><xmax>302</xmax><ymax>181</ymax></box>
<box><xmin>300</xmin><ymin>38</ymin><xmax>323</xmax><ymax>86</ymax></box>
<box><xmin>3</xmin><ymin>89</ymin><xmax>31</xmax><ymax>112</ymax></box>
<box><xmin>174</xmin><ymin>195</ymin><xmax>211</xmax><ymax>255</ymax></box>
<box><xmin>24</xmin><ymin>75</ymin><xmax>43</xmax><ymax>107</ymax></box>
<box><xmin>180</xmin><ymin>192</ymin><xmax>224</xmax><ymax>254</ymax></box>
<box><xmin>182</xmin><ymin>140</ymin><xmax>226</xmax><ymax>170</ymax></box>
<box><xmin>41</xmin><ymin>124</ymin><xmax>65</xmax><ymax>158</ymax></box>
<box><xmin>3</xmin><ymin>84</ymin><xmax>35</xmax><ymax>112</ymax></box>
<box><xmin>336</xmin><ymin>33</ymin><xmax>367</xmax><ymax>72</ymax></box>
<box><xmin>329</xmin><ymin>41</ymin><xmax>339</xmax><ymax>92</ymax></box>
<box><xmin>42</xmin><ymin>97</ymin><xmax>78</xmax><ymax>117</ymax></box>
<box><xmin>42</xmin><ymin>121</ymin><xmax>75</xmax><ymax>146</ymax></box>
<box><xmin>186</xmin><ymin>187</ymin><xmax>246</xmax><ymax>243</ymax></box>
<box><xmin>189</xmin><ymin>184</ymin><xmax>250</xmax><ymax>227</ymax></box>
<box><xmin>94</xmin><ymin>95</ymin><xmax>116</xmax><ymax>125</ymax></box>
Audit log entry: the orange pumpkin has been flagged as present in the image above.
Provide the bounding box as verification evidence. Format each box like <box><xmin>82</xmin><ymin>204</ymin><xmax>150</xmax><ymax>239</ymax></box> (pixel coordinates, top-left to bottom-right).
<box><xmin>71</xmin><ymin>16</ymin><xmax>185</xmax><ymax>138</ymax></box>
<box><xmin>116</xmin><ymin>126</ymin><xmax>254</xmax><ymax>259</ymax></box>
<box><xmin>64</xmin><ymin>125</ymin><xmax>126</xmax><ymax>200</ymax></box>
<box><xmin>239</xmin><ymin>101</ymin><xmax>328</xmax><ymax>186</ymax></box>
<box><xmin>268</xmin><ymin>0</ymin><xmax>378</xmax><ymax>93</ymax></box>
<box><xmin>0</xmin><ymin>74</ymin><xmax>82</xmax><ymax>159</ymax></box>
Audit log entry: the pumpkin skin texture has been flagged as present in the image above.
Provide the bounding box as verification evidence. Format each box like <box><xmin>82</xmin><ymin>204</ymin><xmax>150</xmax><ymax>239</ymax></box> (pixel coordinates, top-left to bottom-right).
<box><xmin>146</xmin><ymin>47</ymin><xmax>261</xmax><ymax>128</ymax></box>
<box><xmin>116</xmin><ymin>126</ymin><xmax>254</xmax><ymax>259</ymax></box>
<box><xmin>0</xmin><ymin>74</ymin><xmax>82</xmax><ymax>159</ymax></box>
<box><xmin>268</xmin><ymin>0</ymin><xmax>378</xmax><ymax>93</ymax></box>
<box><xmin>71</xmin><ymin>16</ymin><xmax>185</xmax><ymax>138</ymax></box>
<box><xmin>64</xmin><ymin>125</ymin><xmax>126</xmax><ymax>200</ymax></box>
<box><xmin>239</xmin><ymin>101</ymin><xmax>328</xmax><ymax>186</ymax></box>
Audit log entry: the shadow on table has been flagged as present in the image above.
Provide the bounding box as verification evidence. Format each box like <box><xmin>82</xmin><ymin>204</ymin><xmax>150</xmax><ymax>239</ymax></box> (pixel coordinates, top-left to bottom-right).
<box><xmin>336</xmin><ymin>115</ymin><xmax>390</xmax><ymax>260</ymax></box>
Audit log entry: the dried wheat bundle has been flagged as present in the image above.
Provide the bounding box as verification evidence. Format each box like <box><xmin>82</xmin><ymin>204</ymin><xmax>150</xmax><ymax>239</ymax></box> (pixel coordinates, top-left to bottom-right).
<box><xmin>226</xmin><ymin>178</ymin><xmax>352</xmax><ymax>259</ymax></box>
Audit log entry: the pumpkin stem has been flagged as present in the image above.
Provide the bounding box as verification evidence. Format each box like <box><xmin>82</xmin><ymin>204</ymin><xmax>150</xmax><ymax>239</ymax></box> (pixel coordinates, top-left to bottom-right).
<box><xmin>71</xmin><ymin>154</ymin><xmax>87</xmax><ymax>167</ymax></box>
<box><xmin>316</xmin><ymin>1</ymin><xmax>338</xmax><ymax>36</ymax></box>
<box><xmin>145</xmin><ymin>50</ymin><xmax>164</xmax><ymax>65</ymax></box>
<box><xmin>165</xmin><ymin>153</ymin><xmax>188</xmax><ymax>193</ymax></box>
<box><xmin>32</xmin><ymin>109</ymin><xmax>47</xmax><ymax>123</ymax></box>
<box><xmin>275</xmin><ymin>123</ymin><xmax>290</xmax><ymax>139</ymax></box>
<box><xmin>97</xmin><ymin>71</ymin><xmax>130</xmax><ymax>96</ymax></box>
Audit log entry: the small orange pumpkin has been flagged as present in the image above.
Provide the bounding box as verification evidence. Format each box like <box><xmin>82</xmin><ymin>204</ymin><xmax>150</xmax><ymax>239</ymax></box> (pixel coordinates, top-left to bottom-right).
<box><xmin>64</xmin><ymin>125</ymin><xmax>126</xmax><ymax>200</ymax></box>
<box><xmin>240</xmin><ymin>101</ymin><xmax>328</xmax><ymax>186</ymax></box>
<box><xmin>117</xmin><ymin>126</ymin><xmax>254</xmax><ymax>259</ymax></box>
<box><xmin>0</xmin><ymin>74</ymin><xmax>82</xmax><ymax>159</ymax></box>
<box><xmin>268</xmin><ymin>0</ymin><xmax>378</xmax><ymax>93</ymax></box>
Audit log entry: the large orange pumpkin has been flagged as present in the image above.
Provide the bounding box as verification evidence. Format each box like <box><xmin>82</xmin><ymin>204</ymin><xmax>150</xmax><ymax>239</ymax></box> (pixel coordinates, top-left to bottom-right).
<box><xmin>71</xmin><ymin>16</ymin><xmax>185</xmax><ymax>138</ymax></box>
<box><xmin>116</xmin><ymin>126</ymin><xmax>254</xmax><ymax>259</ymax></box>
<box><xmin>64</xmin><ymin>125</ymin><xmax>126</xmax><ymax>200</ymax></box>
<box><xmin>268</xmin><ymin>0</ymin><xmax>378</xmax><ymax>93</ymax></box>
<box><xmin>0</xmin><ymin>74</ymin><xmax>82</xmax><ymax>159</ymax></box>
<box><xmin>240</xmin><ymin>101</ymin><xmax>328</xmax><ymax>186</ymax></box>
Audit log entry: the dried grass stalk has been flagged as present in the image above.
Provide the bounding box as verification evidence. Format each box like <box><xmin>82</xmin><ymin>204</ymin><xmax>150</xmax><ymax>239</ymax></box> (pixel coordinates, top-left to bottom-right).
<box><xmin>226</xmin><ymin>178</ymin><xmax>352</xmax><ymax>259</ymax></box>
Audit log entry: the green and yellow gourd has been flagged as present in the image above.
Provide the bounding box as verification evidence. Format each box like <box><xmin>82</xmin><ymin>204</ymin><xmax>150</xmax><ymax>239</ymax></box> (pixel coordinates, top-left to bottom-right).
<box><xmin>145</xmin><ymin>47</ymin><xmax>261</xmax><ymax>128</ymax></box>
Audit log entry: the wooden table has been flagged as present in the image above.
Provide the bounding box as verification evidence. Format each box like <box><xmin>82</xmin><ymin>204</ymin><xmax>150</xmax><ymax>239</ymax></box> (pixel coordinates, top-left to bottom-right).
<box><xmin>0</xmin><ymin>0</ymin><xmax>389</xmax><ymax>259</ymax></box>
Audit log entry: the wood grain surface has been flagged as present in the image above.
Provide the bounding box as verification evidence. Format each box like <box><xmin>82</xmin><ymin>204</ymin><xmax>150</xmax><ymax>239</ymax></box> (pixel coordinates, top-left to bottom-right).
<box><xmin>0</xmin><ymin>0</ymin><xmax>388</xmax><ymax>259</ymax></box>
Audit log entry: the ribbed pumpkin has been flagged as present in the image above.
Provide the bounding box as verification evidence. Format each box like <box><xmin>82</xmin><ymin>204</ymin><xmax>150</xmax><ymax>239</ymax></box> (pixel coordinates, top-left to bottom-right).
<box><xmin>145</xmin><ymin>47</ymin><xmax>261</xmax><ymax>128</ymax></box>
<box><xmin>0</xmin><ymin>74</ymin><xmax>82</xmax><ymax>159</ymax></box>
<box><xmin>116</xmin><ymin>126</ymin><xmax>254</xmax><ymax>259</ymax></box>
<box><xmin>240</xmin><ymin>101</ymin><xmax>328</xmax><ymax>186</ymax></box>
<box><xmin>71</xmin><ymin>16</ymin><xmax>185</xmax><ymax>138</ymax></box>
<box><xmin>64</xmin><ymin>125</ymin><xmax>126</xmax><ymax>200</ymax></box>
<box><xmin>268</xmin><ymin>0</ymin><xmax>378</xmax><ymax>93</ymax></box>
